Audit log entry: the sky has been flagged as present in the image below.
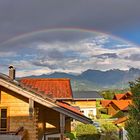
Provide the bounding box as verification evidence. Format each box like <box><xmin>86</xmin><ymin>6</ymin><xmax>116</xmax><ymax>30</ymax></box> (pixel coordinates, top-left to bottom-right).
<box><xmin>0</xmin><ymin>0</ymin><xmax>140</xmax><ymax>77</ymax></box>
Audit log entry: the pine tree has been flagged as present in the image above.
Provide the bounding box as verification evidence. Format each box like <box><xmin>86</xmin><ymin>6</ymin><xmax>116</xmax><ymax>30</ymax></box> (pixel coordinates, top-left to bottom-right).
<box><xmin>125</xmin><ymin>78</ymin><xmax>140</xmax><ymax>140</ymax></box>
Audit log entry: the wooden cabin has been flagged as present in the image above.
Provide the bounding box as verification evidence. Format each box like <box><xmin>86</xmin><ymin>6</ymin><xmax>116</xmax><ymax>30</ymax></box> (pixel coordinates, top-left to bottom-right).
<box><xmin>0</xmin><ymin>66</ymin><xmax>92</xmax><ymax>140</ymax></box>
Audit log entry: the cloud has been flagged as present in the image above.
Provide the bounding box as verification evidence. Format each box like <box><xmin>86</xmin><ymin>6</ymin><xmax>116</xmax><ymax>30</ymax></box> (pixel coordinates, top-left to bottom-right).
<box><xmin>17</xmin><ymin>68</ymin><xmax>52</xmax><ymax>77</ymax></box>
<box><xmin>94</xmin><ymin>53</ymin><xmax>118</xmax><ymax>59</ymax></box>
<box><xmin>125</xmin><ymin>53</ymin><xmax>140</xmax><ymax>61</ymax></box>
<box><xmin>0</xmin><ymin>51</ymin><xmax>16</xmax><ymax>57</ymax></box>
<box><xmin>0</xmin><ymin>31</ymin><xmax>140</xmax><ymax>77</ymax></box>
<box><xmin>32</xmin><ymin>59</ymin><xmax>58</xmax><ymax>69</ymax></box>
<box><xmin>115</xmin><ymin>44</ymin><xmax>133</xmax><ymax>48</ymax></box>
<box><xmin>117</xmin><ymin>47</ymin><xmax>140</xmax><ymax>59</ymax></box>
<box><xmin>9</xmin><ymin>60</ymin><xmax>33</xmax><ymax>69</ymax></box>
<box><xmin>25</xmin><ymin>36</ymin><xmax>140</xmax><ymax>75</ymax></box>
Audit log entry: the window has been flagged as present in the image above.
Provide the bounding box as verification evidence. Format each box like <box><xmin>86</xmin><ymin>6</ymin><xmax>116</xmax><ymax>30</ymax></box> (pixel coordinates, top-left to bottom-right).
<box><xmin>0</xmin><ymin>108</ymin><xmax>7</xmax><ymax>131</ymax></box>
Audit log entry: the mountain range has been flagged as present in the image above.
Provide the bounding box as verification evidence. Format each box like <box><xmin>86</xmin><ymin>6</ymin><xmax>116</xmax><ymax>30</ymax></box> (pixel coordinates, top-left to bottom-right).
<box><xmin>25</xmin><ymin>68</ymin><xmax>140</xmax><ymax>91</ymax></box>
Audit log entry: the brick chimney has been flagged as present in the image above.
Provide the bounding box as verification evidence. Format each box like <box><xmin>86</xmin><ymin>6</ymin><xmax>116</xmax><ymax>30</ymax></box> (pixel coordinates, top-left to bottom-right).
<box><xmin>9</xmin><ymin>65</ymin><xmax>16</xmax><ymax>80</ymax></box>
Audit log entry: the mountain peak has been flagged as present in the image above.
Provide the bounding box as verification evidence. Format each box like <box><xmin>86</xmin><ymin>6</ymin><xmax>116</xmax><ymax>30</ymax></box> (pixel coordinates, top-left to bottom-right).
<box><xmin>23</xmin><ymin>68</ymin><xmax>140</xmax><ymax>90</ymax></box>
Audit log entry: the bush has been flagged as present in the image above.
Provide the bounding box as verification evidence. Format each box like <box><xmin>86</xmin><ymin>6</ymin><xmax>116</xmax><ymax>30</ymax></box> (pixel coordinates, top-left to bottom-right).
<box><xmin>75</xmin><ymin>123</ymin><xmax>100</xmax><ymax>140</ymax></box>
<box><xmin>96</xmin><ymin>108</ymin><xmax>101</xmax><ymax>119</ymax></box>
<box><xmin>101</xmin><ymin>90</ymin><xmax>115</xmax><ymax>100</ymax></box>
<box><xmin>101</xmin><ymin>122</ymin><xmax>119</xmax><ymax>140</ymax></box>
<box><xmin>65</xmin><ymin>132</ymin><xmax>76</xmax><ymax>140</ymax></box>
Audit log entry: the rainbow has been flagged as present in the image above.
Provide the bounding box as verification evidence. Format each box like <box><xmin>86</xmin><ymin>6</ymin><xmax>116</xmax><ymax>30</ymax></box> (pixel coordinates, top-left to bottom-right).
<box><xmin>0</xmin><ymin>27</ymin><xmax>137</xmax><ymax>46</ymax></box>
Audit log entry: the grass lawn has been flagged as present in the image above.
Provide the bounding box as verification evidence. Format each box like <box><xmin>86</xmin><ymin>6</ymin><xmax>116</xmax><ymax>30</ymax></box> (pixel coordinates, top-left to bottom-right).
<box><xmin>100</xmin><ymin>114</ymin><xmax>111</xmax><ymax>119</ymax></box>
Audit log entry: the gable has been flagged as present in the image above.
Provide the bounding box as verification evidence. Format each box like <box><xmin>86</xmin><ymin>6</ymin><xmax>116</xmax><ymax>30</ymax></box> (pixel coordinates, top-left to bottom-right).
<box><xmin>113</xmin><ymin>94</ymin><xmax>125</xmax><ymax>100</ymax></box>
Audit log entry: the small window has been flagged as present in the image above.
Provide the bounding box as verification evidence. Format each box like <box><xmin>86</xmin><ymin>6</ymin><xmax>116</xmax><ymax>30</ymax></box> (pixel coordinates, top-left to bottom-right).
<box><xmin>0</xmin><ymin>108</ymin><xmax>7</xmax><ymax>131</ymax></box>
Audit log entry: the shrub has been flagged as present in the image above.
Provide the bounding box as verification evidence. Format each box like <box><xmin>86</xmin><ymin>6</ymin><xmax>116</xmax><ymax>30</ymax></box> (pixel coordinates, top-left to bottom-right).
<box><xmin>101</xmin><ymin>90</ymin><xmax>115</xmax><ymax>100</ymax></box>
<box><xmin>75</xmin><ymin>123</ymin><xmax>100</xmax><ymax>140</ymax></box>
<box><xmin>101</xmin><ymin>122</ymin><xmax>119</xmax><ymax>140</ymax></box>
<box><xmin>96</xmin><ymin>108</ymin><xmax>101</xmax><ymax>119</ymax></box>
<box><xmin>65</xmin><ymin>132</ymin><xmax>76</xmax><ymax>140</ymax></box>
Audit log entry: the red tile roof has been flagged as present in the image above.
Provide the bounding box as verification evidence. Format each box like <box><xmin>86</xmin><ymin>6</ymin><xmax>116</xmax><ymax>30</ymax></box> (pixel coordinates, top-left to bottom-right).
<box><xmin>114</xmin><ymin>116</ymin><xmax>128</xmax><ymax>125</ymax></box>
<box><xmin>20</xmin><ymin>78</ymin><xmax>73</xmax><ymax>99</ymax></box>
<box><xmin>101</xmin><ymin>100</ymin><xmax>112</xmax><ymax>107</ymax></box>
<box><xmin>57</xmin><ymin>101</ymin><xmax>83</xmax><ymax>116</ymax></box>
<box><xmin>114</xmin><ymin>91</ymin><xmax>132</xmax><ymax>100</ymax></box>
<box><xmin>111</xmin><ymin>100</ymin><xmax>132</xmax><ymax>110</ymax></box>
<box><xmin>114</xmin><ymin>94</ymin><xmax>125</xmax><ymax>100</ymax></box>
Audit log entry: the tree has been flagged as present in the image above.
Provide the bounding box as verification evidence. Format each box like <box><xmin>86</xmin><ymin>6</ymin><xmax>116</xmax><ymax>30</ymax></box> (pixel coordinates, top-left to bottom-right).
<box><xmin>125</xmin><ymin>78</ymin><xmax>140</xmax><ymax>140</ymax></box>
<box><xmin>101</xmin><ymin>90</ymin><xmax>115</xmax><ymax>100</ymax></box>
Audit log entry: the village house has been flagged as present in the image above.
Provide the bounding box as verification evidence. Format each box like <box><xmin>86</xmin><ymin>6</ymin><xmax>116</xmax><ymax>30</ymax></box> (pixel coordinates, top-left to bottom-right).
<box><xmin>101</xmin><ymin>92</ymin><xmax>132</xmax><ymax>116</ymax></box>
<box><xmin>107</xmin><ymin>100</ymin><xmax>132</xmax><ymax>116</ymax></box>
<box><xmin>101</xmin><ymin>92</ymin><xmax>132</xmax><ymax>127</ymax></box>
<box><xmin>0</xmin><ymin>66</ymin><xmax>92</xmax><ymax>140</ymax></box>
<box><xmin>69</xmin><ymin>91</ymin><xmax>103</xmax><ymax>118</ymax></box>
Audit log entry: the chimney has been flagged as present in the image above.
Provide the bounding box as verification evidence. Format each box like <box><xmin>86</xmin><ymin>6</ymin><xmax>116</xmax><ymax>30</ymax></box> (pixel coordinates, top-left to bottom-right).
<box><xmin>9</xmin><ymin>65</ymin><xmax>16</xmax><ymax>80</ymax></box>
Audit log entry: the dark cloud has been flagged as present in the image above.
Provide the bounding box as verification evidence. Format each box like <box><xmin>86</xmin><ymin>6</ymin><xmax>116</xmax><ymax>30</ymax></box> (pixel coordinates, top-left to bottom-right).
<box><xmin>0</xmin><ymin>0</ymin><xmax>140</xmax><ymax>43</ymax></box>
<box><xmin>32</xmin><ymin>60</ymin><xmax>57</xmax><ymax>69</ymax></box>
<box><xmin>125</xmin><ymin>54</ymin><xmax>140</xmax><ymax>61</ymax></box>
<box><xmin>42</xmin><ymin>49</ymin><xmax>65</xmax><ymax>60</ymax></box>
